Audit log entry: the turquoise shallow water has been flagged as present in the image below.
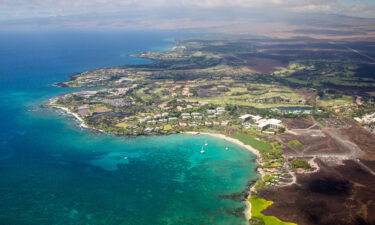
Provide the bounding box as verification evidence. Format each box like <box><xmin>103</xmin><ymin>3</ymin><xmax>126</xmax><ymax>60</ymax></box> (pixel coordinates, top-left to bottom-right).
<box><xmin>0</xmin><ymin>30</ymin><xmax>258</xmax><ymax>225</ymax></box>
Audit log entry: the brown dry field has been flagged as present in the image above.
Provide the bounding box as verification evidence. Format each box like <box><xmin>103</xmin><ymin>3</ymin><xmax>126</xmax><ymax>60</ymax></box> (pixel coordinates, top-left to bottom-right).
<box><xmin>259</xmin><ymin>159</ymin><xmax>375</xmax><ymax>225</ymax></box>
<box><xmin>339</xmin><ymin>120</ymin><xmax>375</xmax><ymax>160</ymax></box>
<box><xmin>236</xmin><ymin>56</ymin><xmax>286</xmax><ymax>73</ymax></box>
<box><xmin>278</xmin><ymin>118</ymin><xmax>345</xmax><ymax>156</ymax></box>
<box><xmin>292</xmin><ymin>88</ymin><xmax>317</xmax><ymax>105</ymax></box>
<box><xmin>262</xmin><ymin>118</ymin><xmax>375</xmax><ymax>225</ymax></box>
<box><xmin>279</xmin><ymin>131</ymin><xmax>346</xmax><ymax>156</ymax></box>
<box><xmin>282</xmin><ymin>118</ymin><xmax>315</xmax><ymax>129</ymax></box>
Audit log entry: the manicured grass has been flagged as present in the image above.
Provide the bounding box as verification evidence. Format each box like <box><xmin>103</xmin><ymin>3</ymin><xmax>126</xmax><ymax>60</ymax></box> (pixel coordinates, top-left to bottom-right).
<box><xmin>115</xmin><ymin>122</ymin><xmax>129</xmax><ymax>128</ymax></box>
<box><xmin>188</xmin><ymin>96</ymin><xmax>305</xmax><ymax>108</ymax></box>
<box><xmin>163</xmin><ymin>124</ymin><xmax>172</xmax><ymax>131</ymax></box>
<box><xmin>135</xmin><ymin>88</ymin><xmax>153</xmax><ymax>102</ymax></box>
<box><xmin>230</xmin><ymin>133</ymin><xmax>272</xmax><ymax>152</ymax></box>
<box><xmin>249</xmin><ymin>196</ymin><xmax>297</xmax><ymax>225</ymax></box>
<box><xmin>319</xmin><ymin>95</ymin><xmax>353</xmax><ymax>107</ymax></box>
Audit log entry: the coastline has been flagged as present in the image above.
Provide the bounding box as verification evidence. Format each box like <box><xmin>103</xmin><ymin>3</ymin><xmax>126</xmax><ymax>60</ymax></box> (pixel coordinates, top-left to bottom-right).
<box><xmin>48</xmin><ymin>99</ymin><xmax>105</xmax><ymax>133</ymax></box>
<box><xmin>49</xmin><ymin>104</ymin><xmax>264</xmax><ymax>222</ymax></box>
<box><xmin>184</xmin><ymin>131</ymin><xmax>265</xmax><ymax>221</ymax></box>
<box><xmin>52</xmin><ymin>105</ymin><xmax>89</xmax><ymax>129</ymax></box>
<box><xmin>184</xmin><ymin>132</ymin><xmax>262</xmax><ymax>158</ymax></box>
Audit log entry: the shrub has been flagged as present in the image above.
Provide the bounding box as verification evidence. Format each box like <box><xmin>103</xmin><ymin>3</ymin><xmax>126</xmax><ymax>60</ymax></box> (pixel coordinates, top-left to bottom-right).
<box><xmin>290</xmin><ymin>159</ymin><xmax>311</xmax><ymax>169</ymax></box>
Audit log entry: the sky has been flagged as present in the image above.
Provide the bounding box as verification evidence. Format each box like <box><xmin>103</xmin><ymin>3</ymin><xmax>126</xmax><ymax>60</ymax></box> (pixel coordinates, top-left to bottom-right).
<box><xmin>1</xmin><ymin>0</ymin><xmax>375</xmax><ymax>29</ymax></box>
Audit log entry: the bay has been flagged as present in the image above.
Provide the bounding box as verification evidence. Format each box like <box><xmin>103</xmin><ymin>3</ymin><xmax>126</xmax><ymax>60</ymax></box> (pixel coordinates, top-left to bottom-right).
<box><xmin>0</xmin><ymin>30</ymin><xmax>258</xmax><ymax>225</ymax></box>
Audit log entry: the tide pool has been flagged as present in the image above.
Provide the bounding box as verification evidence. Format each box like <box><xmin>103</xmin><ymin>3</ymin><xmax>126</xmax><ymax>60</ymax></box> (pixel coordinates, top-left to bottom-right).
<box><xmin>0</xmin><ymin>30</ymin><xmax>258</xmax><ymax>225</ymax></box>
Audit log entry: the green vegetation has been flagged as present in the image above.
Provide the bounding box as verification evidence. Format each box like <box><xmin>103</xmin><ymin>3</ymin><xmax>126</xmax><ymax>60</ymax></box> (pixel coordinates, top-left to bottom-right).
<box><xmin>49</xmin><ymin>36</ymin><xmax>375</xmax><ymax>225</ymax></box>
<box><xmin>249</xmin><ymin>217</ymin><xmax>265</xmax><ymax>225</ymax></box>
<box><xmin>163</xmin><ymin>124</ymin><xmax>172</xmax><ymax>131</ymax></box>
<box><xmin>288</xmin><ymin>140</ymin><xmax>303</xmax><ymax>148</ymax></box>
<box><xmin>231</xmin><ymin>133</ymin><xmax>272</xmax><ymax>152</ymax></box>
<box><xmin>319</xmin><ymin>95</ymin><xmax>353</xmax><ymax>107</ymax></box>
<box><xmin>57</xmin><ymin>38</ymin><xmax>372</xmax><ymax>137</ymax></box>
<box><xmin>253</xmin><ymin>174</ymin><xmax>277</xmax><ymax>190</ymax></box>
<box><xmin>290</xmin><ymin>159</ymin><xmax>311</xmax><ymax>169</ymax></box>
<box><xmin>230</xmin><ymin>132</ymin><xmax>284</xmax><ymax>168</ymax></box>
<box><xmin>272</xmin><ymin>63</ymin><xmax>309</xmax><ymax>77</ymax></box>
<box><xmin>249</xmin><ymin>196</ymin><xmax>297</xmax><ymax>225</ymax></box>
<box><xmin>115</xmin><ymin>122</ymin><xmax>129</xmax><ymax>129</ymax></box>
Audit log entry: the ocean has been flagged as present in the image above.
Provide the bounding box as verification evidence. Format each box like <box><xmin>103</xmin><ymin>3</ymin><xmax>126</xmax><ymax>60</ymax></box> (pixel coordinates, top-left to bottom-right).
<box><xmin>0</xmin><ymin>30</ymin><xmax>258</xmax><ymax>225</ymax></box>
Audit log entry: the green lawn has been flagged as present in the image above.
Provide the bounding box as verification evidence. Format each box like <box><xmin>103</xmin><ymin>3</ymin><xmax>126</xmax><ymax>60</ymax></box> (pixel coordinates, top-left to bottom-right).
<box><xmin>230</xmin><ymin>133</ymin><xmax>272</xmax><ymax>152</ymax></box>
<box><xmin>115</xmin><ymin>122</ymin><xmax>129</xmax><ymax>128</ymax></box>
<box><xmin>249</xmin><ymin>196</ymin><xmax>297</xmax><ymax>225</ymax></box>
<box><xmin>163</xmin><ymin>124</ymin><xmax>173</xmax><ymax>131</ymax></box>
<box><xmin>318</xmin><ymin>95</ymin><xmax>353</xmax><ymax>107</ymax></box>
<box><xmin>188</xmin><ymin>96</ymin><xmax>305</xmax><ymax>108</ymax></box>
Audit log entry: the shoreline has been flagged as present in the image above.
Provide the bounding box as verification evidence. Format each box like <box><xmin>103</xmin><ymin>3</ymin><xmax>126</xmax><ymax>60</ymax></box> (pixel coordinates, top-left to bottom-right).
<box><xmin>52</xmin><ymin>105</ymin><xmax>89</xmax><ymax>129</ymax></box>
<box><xmin>49</xmin><ymin>104</ymin><xmax>263</xmax><ymax>222</ymax></box>
<box><xmin>184</xmin><ymin>131</ymin><xmax>265</xmax><ymax>221</ymax></box>
<box><xmin>48</xmin><ymin>99</ymin><xmax>105</xmax><ymax>133</ymax></box>
<box><xmin>184</xmin><ymin>132</ymin><xmax>262</xmax><ymax>158</ymax></box>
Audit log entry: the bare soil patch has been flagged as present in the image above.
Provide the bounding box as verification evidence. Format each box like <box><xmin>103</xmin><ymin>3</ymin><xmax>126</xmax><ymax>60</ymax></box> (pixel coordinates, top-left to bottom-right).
<box><xmin>237</xmin><ymin>56</ymin><xmax>286</xmax><ymax>73</ymax></box>
<box><xmin>258</xmin><ymin>160</ymin><xmax>375</xmax><ymax>225</ymax></box>
<box><xmin>279</xmin><ymin>129</ymin><xmax>346</xmax><ymax>156</ymax></box>
<box><xmin>283</xmin><ymin>118</ymin><xmax>315</xmax><ymax>129</ymax></box>
<box><xmin>338</xmin><ymin>122</ymin><xmax>375</xmax><ymax>160</ymax></box>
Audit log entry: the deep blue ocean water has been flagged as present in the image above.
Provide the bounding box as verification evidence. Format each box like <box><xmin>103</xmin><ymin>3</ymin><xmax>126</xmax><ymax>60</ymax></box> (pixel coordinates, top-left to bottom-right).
<box><xmin>0</xmin><ymin>30</ymin><xmax>258</xmax><ymax>225</ymax></box>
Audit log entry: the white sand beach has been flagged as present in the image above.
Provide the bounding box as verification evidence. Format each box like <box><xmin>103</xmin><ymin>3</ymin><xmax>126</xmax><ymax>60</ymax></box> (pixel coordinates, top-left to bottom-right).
<box><xmin>52</xmin><ymin>105</ymin><xmax>89</xmax><ymax>129</ymax></box>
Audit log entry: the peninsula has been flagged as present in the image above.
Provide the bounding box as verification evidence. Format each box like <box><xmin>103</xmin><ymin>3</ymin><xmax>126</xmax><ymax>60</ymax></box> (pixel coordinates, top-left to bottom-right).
<box><xmin>49</xmin><ymin>36</ymin><xmax>375</xmax><ymax>225</ymax></box>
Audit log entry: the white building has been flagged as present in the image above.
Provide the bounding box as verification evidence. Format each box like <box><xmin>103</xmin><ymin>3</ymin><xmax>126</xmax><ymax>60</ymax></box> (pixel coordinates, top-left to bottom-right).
<box><xmin>256</xmin><ymin>119</ymin><xmax>283</xmax><ymax>131</ymax></box>
<box><xmin>239</xmin><ymin>114</ymin><xmax>252</xmax><ymax>121</ymax></box>
<box><xmin>207</xmin><ymin>109</ymin><xmax>216</xmax><ymax>114</ymax></box>
<box><xmin>193</xmin><ymin>115</ymin><xmax>203</xmax><ymax>120</ymax></box>
<box><xmin>145</xmin><ymin>127</ymin><xmax>154</xmax><ymax>132</ymax></box>
<box><xmin>239</xmin><ymin>114</ymin><xmax>262</xmax><ymax>122</ymax></box>
<box><xmin>205</xmin><ymin>121</ymin><xmax>212</xmax><ymax>126</ymax></box>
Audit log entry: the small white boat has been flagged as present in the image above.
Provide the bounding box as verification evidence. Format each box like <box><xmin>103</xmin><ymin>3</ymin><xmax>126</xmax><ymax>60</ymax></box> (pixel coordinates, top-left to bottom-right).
<box><xmin>204</xmin><ymin>141</ymin><xmax>208</xmax><ymax>146</ymax></box>
<box><xmin>225</xmin><ymin>147</ymin><xmax>229</xmax><ymax>150</ymax></box>
<box><xmin>200</xmin><ymin>150</ymin><xmax>205</xmax><ymax>154</ymax></box>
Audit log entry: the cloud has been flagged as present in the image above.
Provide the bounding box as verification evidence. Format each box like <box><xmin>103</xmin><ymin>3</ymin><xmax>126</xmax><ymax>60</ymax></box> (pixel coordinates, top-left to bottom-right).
<box><xmin>0</xmin><ymin>0</ymin><xmax>374</xmax><ymax>28</ymax></box>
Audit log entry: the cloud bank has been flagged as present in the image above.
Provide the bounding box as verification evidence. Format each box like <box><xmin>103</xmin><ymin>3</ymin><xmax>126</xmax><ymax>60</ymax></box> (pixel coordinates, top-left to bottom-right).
<box><xmin>0</xmin><ymin>0</ymin><xmax>374</xmax><ymax>29</ymax></box>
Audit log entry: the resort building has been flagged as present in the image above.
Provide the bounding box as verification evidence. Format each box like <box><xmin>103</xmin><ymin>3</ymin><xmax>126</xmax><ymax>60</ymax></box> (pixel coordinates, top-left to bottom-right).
<box><xmin>239</xmin><ymin>114</ymin><xmax>262</xmax><ymax>122</ymax></box>
<box><xmin>256</xmin><ymin>119</ymin><xmax>283</xmax><ymax>131</ymax></box>
<box><xmin>239</xmin><ymin>114</ymin><xmax>252</xmax><ymax>121</ymax></box>
<box><xmin>207</xmin><ymin>109</ymin><xmax>216</xmax><ymax>114</ymax></box>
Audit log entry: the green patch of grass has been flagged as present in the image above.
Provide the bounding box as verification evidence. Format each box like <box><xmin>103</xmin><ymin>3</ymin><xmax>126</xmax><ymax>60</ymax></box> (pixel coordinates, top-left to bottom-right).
<box><xmin>288</xmin><ymin>140</ymin><xmax>303</xmax><ymax>148</ymax></box>
<box><xmin>319</xmin><ymin>95</ymin><xmax>353</xmax><ymax>107</ymax></box>
<box><xmin>265</xmin><ymin>161</ymin><xmax>283</xmax><ymax>168</ymax></box>
<box><xmin>249</xmin><ymin>196</ymin><xmax>297</xmax><ymax>225</ymax></box>
<box><xmin>187</xmin><ymin>95</ymin><xmax>305</xmax><ymax>108</ymax></box>
<box><xmin>115</xmin><ymin>122</ymin><xmax>129</xmax><ymax>129</ymax></box>
<box><xmin>230</xmin><ymin>133</ymin><xmax>272</xmax><ymax>152</ymax></box>
<box><xmin>163</xmin><ymin>124</ymin><xmax>173</xmax><ymax>131</ymax></box>
<box><xmin>290</xmin><ymin>159</ymin><xmax>311</xmax><ymax>169</ymax></box>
